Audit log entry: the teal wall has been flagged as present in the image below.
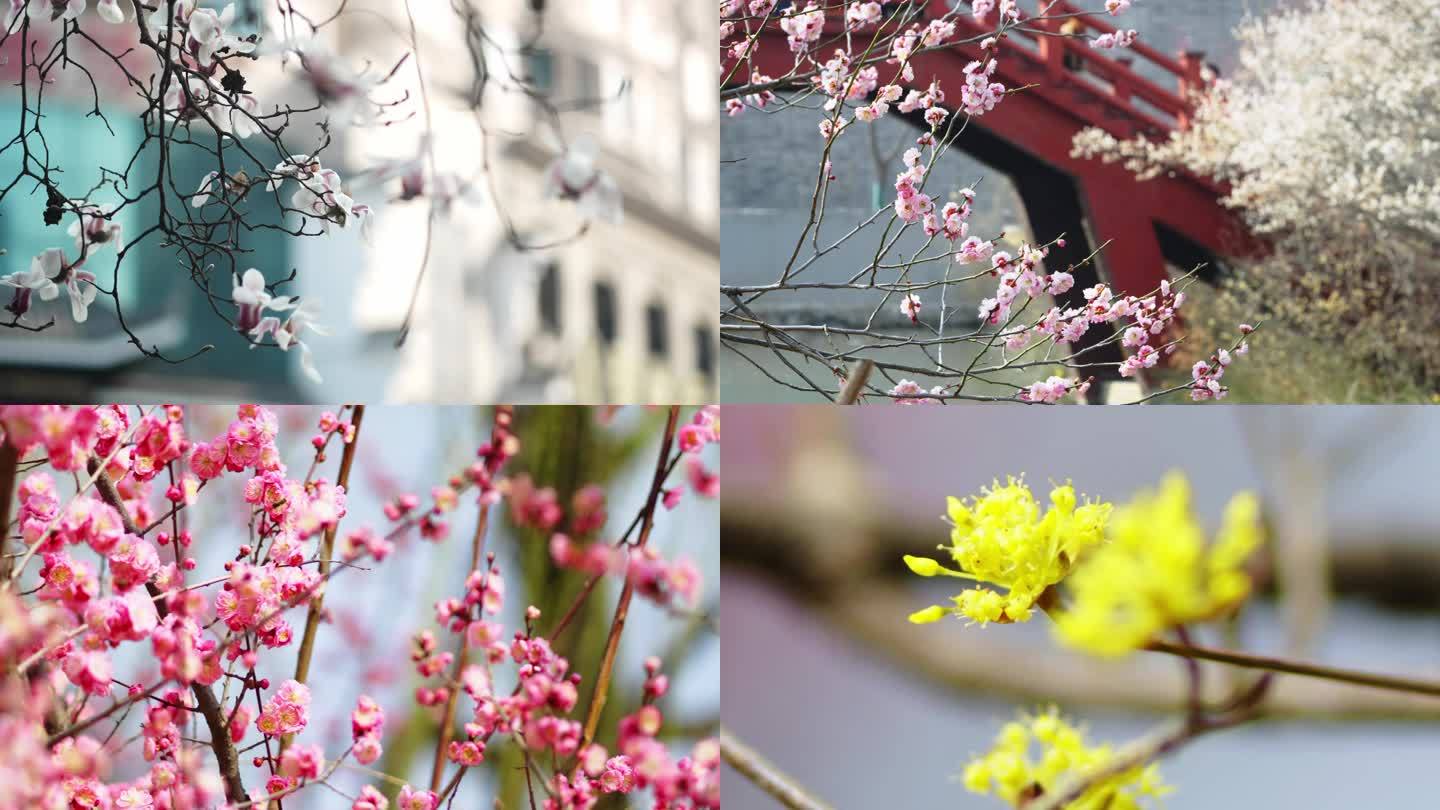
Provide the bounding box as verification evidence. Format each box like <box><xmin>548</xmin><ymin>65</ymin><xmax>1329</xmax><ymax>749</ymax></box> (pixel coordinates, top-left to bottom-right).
<box><xmin>0</xmin><ymin>95</ymin><xmax>300</xmax><ymax>397</ymax></box>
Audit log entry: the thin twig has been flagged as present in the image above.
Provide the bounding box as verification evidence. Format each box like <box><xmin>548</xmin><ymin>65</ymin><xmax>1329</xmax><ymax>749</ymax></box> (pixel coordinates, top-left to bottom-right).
<box><xmin>429</xmin><ymin>406</ymin><xmax>510</xmax><ymax>794</ymax></box>
<box><xmin>580</xmin><ymin>406</ymin><xmax>681</xmax><ymax>746</ymax></box>
<box><xmin>1146</xmin><ymin>639</ymin><xmax>1440</xmax><ymax>699</ymax></box>
<box><xmin>837</xmin><ymin>359</ymin><xmax>875</xmax><ymax>404</ymax></box>
<box><xmin>0</xmin><ymin>441</ymin><xmax>19</xmax><ymax>581</ymax></box>
<box><xmin>720</xmin><ymin>726</ymin><xmax>836</xmax><ymax>810</ymax></box>
<box><xmin>288</xmin><ymin>404</ymin><xmax>367</xmax><ymax>751</ymax></box>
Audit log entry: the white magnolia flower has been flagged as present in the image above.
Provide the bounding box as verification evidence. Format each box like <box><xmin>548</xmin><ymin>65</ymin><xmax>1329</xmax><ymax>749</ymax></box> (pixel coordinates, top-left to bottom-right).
<box><xmin>223</xmin><ymin>92</ymin><xmax>259</xmax><ymax>139</ymax></box>
<box><xmin>249</xmin><ymin>301</ymin><xmax>327</xmax><ymax>382</ymax></box>
<box><xmin>67</xmin><ymin>203</ymin><xmax>122</xmax><ymax>256</ymax></box>
<box><xmin>296</xmin><ymin>342</ymin><xmax>322</xmax><ymax>383</ymax></box>
<box><xmin>145</xmin><ymin>0</ymin><xmax>191</xmax><ymax>36</ymax></box>
<box><xmin>291</xmin><ymin>41</ymin><xmax>401</xmax><ymax>126</ymax></box>
<box><xmin>192</xmin><ymin>172</ymin><xmax>219</xmax><ymax>208</ymax></box>
<box><xmin>270</xmin><ymin>156</ymin><xmax>369</xmax><ymax>232</ymax></box>
<box><xmin>30</xmin><ymin>248</ymin><xmax>97</xmax><ymax>323</ymax></box>
<box><xmin>364</xmin><ymin>137</ymin><xmax>484</xmax><ymax>213</ymax></box>
<box><xmin>543</xmin><ymin>135</ymin><xmax>622</xmax><ymax>225</ymax></box>
<box><xmin>96</xmin><ymin>0</ymin><xmax>126</xmax><ymax>23</ymax></box>
<box><xmin>162</xmin><ymin>76</ymin><xmax>211</xmax><ymax>119</ymax></box>
<box><xmin>267</xmin><ymin>154</ymin><xmax>316</xmax><ymax>191</ymax></box>
<box><xmin>1</xmin><ymin>257</ymin><xmax>60</xmax><ymax>322</ymax></box>
<box><xmin>424</xmin><ymin>172</ymin><xmax>484</xmax><ymax>213</ymax></box>
<box><xmin>232</xmin><ymin>268</ymin><xmax>294</xmax><ymax>333</ymax></box>
<box><xmin>185</xmin><ymin>3</ymin><xmax>253</xmax><ymax>67</ymax></box>
<box><xmin>6</xmin><ymin>0</ymin><xmax>86</xmax><ymax>26</ymax></box>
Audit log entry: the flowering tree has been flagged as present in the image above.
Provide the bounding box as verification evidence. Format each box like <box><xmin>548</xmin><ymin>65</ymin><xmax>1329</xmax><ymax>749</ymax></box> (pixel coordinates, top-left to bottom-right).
<box><xmin>1071</xmin><ymin>0</ymin><xmax>1440</xmax><ymax>400</ymax></box>
<box><xmin>0</xmin><ymin>403</ymin><xmax>719</xmax><ymax>808</ymax></box>
<box><xmin>0</xmin><ymin>1</ymin><xmax>623</xmax><ymax>381</ymax></box>
<box><xmin>723</xmin><ymin>471</ymin><xmax>1440</xmax><ymax>808</ymax></box>
<box><xmin>720</xmin><ymin>0</ymin><xmax>1257</xmax><ymax>403</ymax></box>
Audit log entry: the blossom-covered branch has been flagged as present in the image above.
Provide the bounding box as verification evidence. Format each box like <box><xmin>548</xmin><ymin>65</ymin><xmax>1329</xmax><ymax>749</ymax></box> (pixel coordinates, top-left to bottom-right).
<box><xmin>720</xmin><ymin>0</ymin><xmax>1256</xmax><ymax>403</ymax></box>
<box><xmin>0</xmin><ymin>404</ymin><xmax>719</xmax><ymax>809</ymax></box>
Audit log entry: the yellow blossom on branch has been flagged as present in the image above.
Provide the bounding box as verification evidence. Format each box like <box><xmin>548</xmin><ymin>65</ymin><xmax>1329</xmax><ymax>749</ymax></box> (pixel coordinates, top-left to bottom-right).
<box><xmin>904</xmin><ymin>477</ymin><xmax>1111</xmax><ymax>626</ymax></box>
<box><xmin>962</xmin><ymin>707</ymin><xmax>1170</xmax><ymax>810</ymax></box>
<box><xmin>1051</xmin><ymin>472</ymin><xmax>1263</xmax><ymax>657</ymax></box>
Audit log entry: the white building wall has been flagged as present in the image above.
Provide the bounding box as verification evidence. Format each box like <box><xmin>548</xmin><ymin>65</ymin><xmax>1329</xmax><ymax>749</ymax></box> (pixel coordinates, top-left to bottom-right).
<box><xmin>289</xmin><ymin>0</ymin><xmax>719</xmax><ymax>403</ymax></box>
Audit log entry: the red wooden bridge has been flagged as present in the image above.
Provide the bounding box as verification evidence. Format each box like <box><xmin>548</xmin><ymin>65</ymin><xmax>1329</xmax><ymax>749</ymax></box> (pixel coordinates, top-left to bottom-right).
<box><xmin>728</xmin><ymin>0</ymin><xmax>1257</xmax><ymax>302</ymax></box>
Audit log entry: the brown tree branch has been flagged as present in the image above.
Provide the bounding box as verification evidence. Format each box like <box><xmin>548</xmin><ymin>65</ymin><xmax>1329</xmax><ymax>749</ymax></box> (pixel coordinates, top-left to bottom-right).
<box><xmin>581</xmin><ymin>405</ymin><xmax>681</xmax><ymax>746</ymax></box>
<box><xmin>292</xmin><ymin>405</ymin><xmax>367</xmax><ymax>685</ymax></box>
<box><xmin>429</xmin><ymin>406</ymin><xmax>510</xmax><ymax>794</ymax></box>
<box><xmin>287</xmin><ymin>404</ymin><xmax>366</xmax><ymax>756</ymax></box>
<box><xmin>0</xmin><ymin>440</ymin><xmax>19</xmax><ymax>581</ymax></box>
<box><xmin>1146</xmin><ymin>639</ymin><xmax>1440</xmax><ymax>700</ymax></box>
<box><xmin>720</xmin><ymin>726</ymin><xmax>836</xmax><ymax>810</ymax></box>
<box><xmin>428</xmin><ymin>495</ymin><xmax>494</xmax><ymax>792</ymax></box>
<box><xmin>89</xmin><ymin>459</ymin><xmax>247</xmax><ymax>804</ymax></box>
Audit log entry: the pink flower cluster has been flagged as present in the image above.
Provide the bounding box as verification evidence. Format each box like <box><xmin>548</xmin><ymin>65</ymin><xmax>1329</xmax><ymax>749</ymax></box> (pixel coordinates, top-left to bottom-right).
<box><xmin>256</xmin><ymin>679</ymin><xmax>312</xmax><ymax>736</ymax></box>
<box><xmin>545</xmin><ymin>660</ymin><xmax>717</xmax><ymax>809</ymax></box>
<box><xmin>960</xmin><ymin>59</ymin><xmax>1006</xmax><ymax>116</ymax></box>
<box><xmin>1190</xmin><ymin>326</ymin><xmax>1253</xmax><ymax>401</ymax></box>
<box><xmin>189</xmin><ymin>404</ymin><xmax>283</xmax><ymax>480</ymax></box>
<box><xmin>894</xmin><ymin>148</ymin><xmax>935</xmax><ymax>223</ymax></box>
<box><xmin>779</xmin><ymin>3</ymin><xmax>825</xmax><ymax>52</ymax></box>
<box><xmin>351</xmin><ymin>694</ymin><xmax>386</xmax><ymax>765</ymax></box>
<box><xmin>845</xmin><ymin>1</ymin><xmax>882</xmax><ymax>29</ymax></box>
<box><xmin>668</xmin><ymin>407</ymin><xmax>721</xmax><ymax>507</ymax></box>
<box><xmin>924</xmin><ymin>187</ymin><xmax>974</xmax><ymax>241</ymax></box>
<box><xmin>976</xmin><ymin>243</ymin><xmax>1073</xmax><ymax>327</ymax></box>
<box><xmin>1092</xmin><ymin>29</ymin><xmax>1138</xmax><ymax>49</ymax></box>
<box><xmin>550</xmin><ymin>535</ymin><xmax>704</xmax><ymax>608</ymax></box>
<box><xmin>0</xmin><ymin>404</ymin><xmax>102</xmax><ymax>470</ymax></box>
<box><xmin>1020</xmin><ymin>375</ymin><xmax>1093</xmax><ymax>404</ymax></box>
<box><xmin>508</xmin><ymin>474</ymin><xmax>610</xmax><ymax>537</ymax></box>
<box><xmin>814</xmin><ymin>48</ymin><xmax>879</xmax><ymax>115</ymax></box>
<box><xmin>888</xmin><ymin>379</ymin><xmax>946</xmax><ymax>404</ymax></box>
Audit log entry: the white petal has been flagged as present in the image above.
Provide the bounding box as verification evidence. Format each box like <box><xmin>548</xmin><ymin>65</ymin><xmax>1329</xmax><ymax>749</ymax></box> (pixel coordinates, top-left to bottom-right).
<box><xmin>97</xmin><ymin>0</ymin><xmax>125</xmax><ymax>23</ymax></box>
<box><xmin>68</xmin><ymin>283</ymin><xmax>89</xmax><ymax>323</ymax></box>
<box><xmin>33</xmin><ymin>249</ymin><xmax>64</xmax><ymax>275</ymax></box>
<box><xmin>297</xmin><ymin>343</ymin><xmax>322</xmax><ymax>383</ymax></box>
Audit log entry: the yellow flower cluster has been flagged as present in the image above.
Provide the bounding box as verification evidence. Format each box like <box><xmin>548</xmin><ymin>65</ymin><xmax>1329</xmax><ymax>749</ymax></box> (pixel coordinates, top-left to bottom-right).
<box><xmin>963</xmin><ymin>707</ymin><xmax>1169</xmax><ymax>810</ymax></box>
<box><xmin>1051</xmin><ymin>472</ymin><xmax>1263</xmax><ymax>657</ymax></box>
<box><xmin>905</xmin><ymin>478</ymin><xmax>1111</xmax><ymax>626</ymax></box>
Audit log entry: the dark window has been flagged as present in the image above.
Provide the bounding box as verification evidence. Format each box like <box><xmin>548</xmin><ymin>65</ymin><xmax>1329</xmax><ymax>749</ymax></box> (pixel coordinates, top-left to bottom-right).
<box><xmin>235</xmin><ymin>0</ymin><xmax>264</xmax><ymax>29</ymax></box>
<box><xmin>645</xmin><ymin>302</ymin><xmax>668</xmax><ymax>358</ymax></box>
<box><xmin>525</xmin><ymin>48</ymin><xmax>555</xmax><ymax>93</ymax></box>
<box><xmin>538</xmin><ymin>262</ymin><xmax>561</xmax><ymax>334</ymax></box>
<box><xmin>695</xmin><ymin>326</ymin><xmax>715</xmax><ymax>378</ymax></box>
<box><xmin>593</xmin><ymin>281</ymin><xmax>617</xmax><ymax>345</ymax></box>
<box><xmin>573</xmin><ymin>54</ymin><xmax>601</xmax><ymax>102</ymax></box>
